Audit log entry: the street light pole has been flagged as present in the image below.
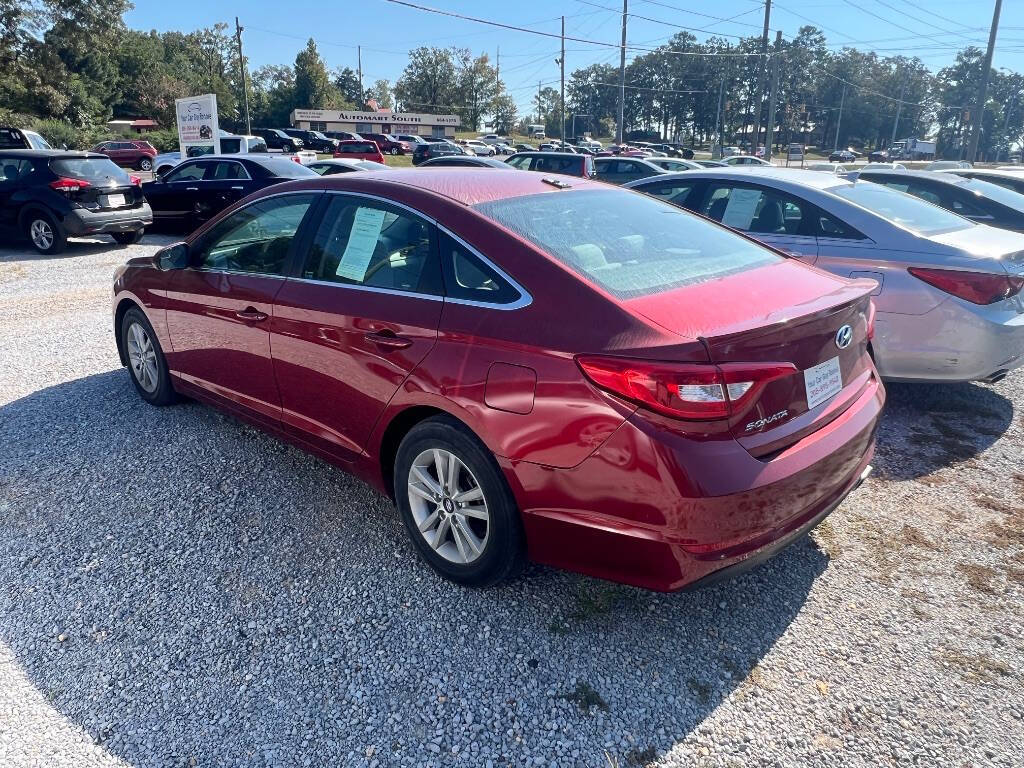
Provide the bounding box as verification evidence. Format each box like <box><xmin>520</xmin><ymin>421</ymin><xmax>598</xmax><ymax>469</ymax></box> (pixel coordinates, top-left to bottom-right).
<box><xmin>833</xmin><ymin>83</ymin><xmax>846</xmax><ymax>153</ymax></box>
<box><xmin>616</xmin><ymin>0</ymin><xmax>627</xmax><ymax>145</ymax></box>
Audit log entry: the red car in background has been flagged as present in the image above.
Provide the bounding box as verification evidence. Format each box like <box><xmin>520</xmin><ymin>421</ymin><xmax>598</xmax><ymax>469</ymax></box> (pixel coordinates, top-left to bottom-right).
<box><xmin>111</xmin><ymin>170</ymin><xmax>883</xmax><ymax>591</ymax></box>
<box><xmin>333</xmin><ymin>139</ymin><xmax>386</xmax><ymax>164</ymax></box>
<box><xmin>361</xmin><ymin>133</ymin><xmax>412</xmax><ymax>156</ymax></box>
<box><xmin>90</xmin><ymin>139</ymin><xmax>158</xmax><ymax>171</ymax></box>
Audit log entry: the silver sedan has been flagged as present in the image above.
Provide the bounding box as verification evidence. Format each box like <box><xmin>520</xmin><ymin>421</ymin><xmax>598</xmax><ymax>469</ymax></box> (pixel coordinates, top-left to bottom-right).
<box><xmin>625</xmin><ymin>167</ymin><xmax>1024</xmax><ymax>383</ymax></box>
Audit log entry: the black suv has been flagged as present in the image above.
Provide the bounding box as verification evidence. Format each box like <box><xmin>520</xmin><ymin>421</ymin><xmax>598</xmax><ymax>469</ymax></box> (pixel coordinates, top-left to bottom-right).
<box><xmin>254</xmin><ymin>128</ymin><xmax>304</xmax><ymax>152</ymax></box>
<box><xmin>0</xmin><ymin>150</ymin><xmax>152</xmax><ymax>253</ymax></box>
<box><xmin>283</xmin><ymin>128</ymin><xmax>338</xmax><ymax>153</ymax></box>
<box><xmin>412</xmin><ymin>141</ymin><xmax>464</xmax><ymax>165</ymax></box>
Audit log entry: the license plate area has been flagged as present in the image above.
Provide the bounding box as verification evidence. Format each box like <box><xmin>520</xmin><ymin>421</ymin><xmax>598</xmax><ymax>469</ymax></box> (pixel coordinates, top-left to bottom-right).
<box><xmin>101</xmin><ymin>193</ymin><xmax>127</xmax><ymax>208</ymax></box>
<box><xmin>804</xmin><ymin>356</ymin><xmax>842</xmax><ymax>409</ymax></box>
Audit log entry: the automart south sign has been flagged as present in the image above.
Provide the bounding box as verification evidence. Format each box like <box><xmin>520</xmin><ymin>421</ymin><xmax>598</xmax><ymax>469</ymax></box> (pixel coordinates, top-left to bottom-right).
<box><xmin>176</xmin><ymin>94</ymin><xmax>220</xmax><ymax>157</ymax></box>
<box><xmin>291</xmin><ymin>109</ymin><xmax>460</xmax><ymax>126</ymax></box>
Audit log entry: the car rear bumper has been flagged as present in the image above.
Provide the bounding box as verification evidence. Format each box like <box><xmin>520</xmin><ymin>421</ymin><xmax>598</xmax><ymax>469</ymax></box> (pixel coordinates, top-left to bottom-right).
<box><xmin>63</xmin><ymin>203</ymin><xmax>153</xmax><ymax>235</ymax></box>
<box><xmin>505</xmin><ymin>374</ymin><xmax>884</xmax><ymax>592</ymax></box>
<box><xmin>874</xmin><ymin>298</ymin><xmax>1024</xmax><ymax>382</ymax></box>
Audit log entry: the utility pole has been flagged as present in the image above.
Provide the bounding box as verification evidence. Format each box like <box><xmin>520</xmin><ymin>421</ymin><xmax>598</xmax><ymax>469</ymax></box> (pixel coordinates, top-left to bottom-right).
<box><xmin>833</xmin><ymin>83</ymin><xmax>846</xmax><ymax>153</ymax></box>
<box><xmin>560</xmin><ymin>16</ymin><xmax>566</xmax><ymax>144</ymax></box>
<box><xmin>496</xmin><ymin>47</ymin><xmax>500</xmax><ymax>87</ymax></box>
<box><xmin>714</xmin><ymin>76</ymin><xmax>725</xmax><ymax>158</ymax></box>
<box><xmin>968</xmin><ymin>0</ymin><xmax>1002</xmax><ymax>162</ymax></box>
<box><xmin>764</xmin><ymin>31</ymin><xmax>782</xmax><ymax>162</ymax></box>
<box><xmin>890</xmin><ymin>79</ymin><xmax>905</xmax><ymax>147</ymax></box>
<box><xmin>357</xmin><ymin>46</ymin><xmax>364</xmax><ymax>111</ymax></box>
<box><xmin>754</xmin><ymin>0</ymin><xmax>772</xmax><ymax>152</ymax></box>
<box><xmin>234</xmin><ymin>17</ymin><xmax>251</xmax><ymax>135</ymax></box>
<box><xmin>538</xmin><ymin>81</ymin><xmax>542</xmax><ymax>124</ymax></box>
<box><xmin>616</xmin><ymin>0</ymin><xmax>628</xmax><ymax>144</ymax></box>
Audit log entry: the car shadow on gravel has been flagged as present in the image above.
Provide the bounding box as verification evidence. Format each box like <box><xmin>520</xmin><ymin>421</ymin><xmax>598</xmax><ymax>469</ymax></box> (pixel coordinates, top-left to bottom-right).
<box><xmin>0</xmin><ymin>370</ymin><xmax>830</xmax><ymax>768</ymax></box>
<box><xmin>872</xmin><ymin>381</ymin><xmax>1015</xmax><ymax>480</ymax></box>
<box><xmin>0</xmin><ymin>235</ymin><xmax>176</xmax><ymax>261</ymax></box>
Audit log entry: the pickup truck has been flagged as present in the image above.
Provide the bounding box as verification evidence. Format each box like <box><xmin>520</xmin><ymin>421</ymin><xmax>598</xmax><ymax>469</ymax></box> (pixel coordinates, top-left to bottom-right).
<box><xmin>153</xmin><ymin>133</ymin><xmax>316</xmax><ymax>175</ymax></box>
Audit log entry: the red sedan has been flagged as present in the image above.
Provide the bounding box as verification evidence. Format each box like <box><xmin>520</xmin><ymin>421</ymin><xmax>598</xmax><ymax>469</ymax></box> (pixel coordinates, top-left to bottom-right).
<box><xmin>332</xmin><ymin>139</ymin><xmax>386</xmax><ymax>164</ymax></box>
<box><xmin>112</xmin><ymin>170</ymin><xmax>884</xmax><ymax>590</ymax></box>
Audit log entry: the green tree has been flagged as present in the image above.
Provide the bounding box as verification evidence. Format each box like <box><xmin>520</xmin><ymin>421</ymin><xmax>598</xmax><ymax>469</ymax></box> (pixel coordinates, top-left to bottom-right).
<box><xmin>368</xmin><ymin>79</ymin><xmax>393</xmax><ymax>110</ymax></box>
<box><xmin>293</xmin><ymin>38</ymin><xmax>335</xmax><ymax>109</ymax></box>
<box><xmin>333</xmin><ymin>67</ymin><xmax>362</xmax><ymax>106</ymax></box>
<box><xmin>395</xmin><ymin>47</ymin><xmax>457</xmax><ymax>112</ymax></box>
<box><xmin>453</xmin><ymin>49</ymin><xmax>497</xmax><ymax>131</ymax></box>
<box><xmin>491</xmin><ymin>93</ymin><xmax>517</xmax><ymax>134</ymax></box>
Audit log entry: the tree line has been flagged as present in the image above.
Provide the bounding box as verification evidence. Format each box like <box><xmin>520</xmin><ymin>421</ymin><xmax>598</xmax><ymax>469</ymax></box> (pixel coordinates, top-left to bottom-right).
<box><xmin>1</xmin><ymin>1</ymin><xmax>1020</xmax><ymax>160</ymax></box>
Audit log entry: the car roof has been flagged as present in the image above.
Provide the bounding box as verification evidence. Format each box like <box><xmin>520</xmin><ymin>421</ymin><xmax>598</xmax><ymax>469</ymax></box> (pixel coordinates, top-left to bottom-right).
<box><xmin>510</xmin><ymin>151</ymin><xmax>581</xmax><ymax>158</ymax></box>
<box><xmin>855</xmin><ymin>168</ymin><xmax>969</xmax><ymax>186</ymax></box>
<box><xmin>632</xmin><ymin>166</ymin><xmax>852</xmax><ymax>191</ymax></box>
<box><xmin>0</xmin><ymin>149</ymin><xmax>100</xmax><ymax>159</ymax></box>
<box><xmin>963</xmin><ymin>168</ymin><xmax>1024</xmax><ymax>178</ymax></box>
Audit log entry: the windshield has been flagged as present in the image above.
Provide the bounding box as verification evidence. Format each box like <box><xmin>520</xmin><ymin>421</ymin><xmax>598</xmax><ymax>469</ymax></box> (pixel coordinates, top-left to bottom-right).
<box><xmin>24</xmin><ymin>130</ymin><xmax>53</xmax><ymax>150</ymax></box>
<box><xmin>474</xmin><ymin>189</ymin><xmax>781</xmax><ymax>299</ymax></box>
<box><xmin>832</xmin><ymin>183</ymin><xmax>971</xmax><ymax>235</ymax></box>
<box><xmin>960</xmin><ymin>178</ymin><xmax>1024</xmax><ymax>213</ymax></box>
<box><xmin>310</xmin><ymin>131</ymin><xmax>328</xmax><ymax>140</ymax></box>
<box><xmin>51</xmin><ymin>157</ymin><xmax>130</xmax><ymax>185</ymax></box>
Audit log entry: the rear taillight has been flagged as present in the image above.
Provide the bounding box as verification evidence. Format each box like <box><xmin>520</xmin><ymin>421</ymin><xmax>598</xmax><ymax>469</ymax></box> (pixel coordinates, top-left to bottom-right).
<box><xmin>576</xmin><ymin>356</ymin><xmax>796</xmax><ymax>421</ymax></box>
<box><xmin>908</xmin><ymin>267</ymin><xmax>1024</xmax><ymax>305</ymax></box>
<box><xmin>49</xmin><ymin>177</ymin><xmax>90</xmax><ymax>192</ymax></box>
<box><xmin>129</xmin><ymin>175</ymin><xmax>141</xmax><ymax>186</ymax></box>
<box><xmin>292</xmin><ymin>156</ymin><xmax>301</xmax><ymax>163</ymax></box>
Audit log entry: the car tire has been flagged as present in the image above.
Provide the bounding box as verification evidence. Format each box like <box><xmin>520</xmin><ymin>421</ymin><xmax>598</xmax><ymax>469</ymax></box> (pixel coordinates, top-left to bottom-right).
<box><xmin>24</xmin><ymin>210</ymin><xmax>67</xmax><ymax>255</ymax></box>
<box><xmin>139</xmin><ymin>158</ymin><xmax>153</xmax><ymax>171</ymax></box>
<box><xmin>120</xmin><ymin>307</ymin><xmax>177</xmax><ymax>406</ymax></box>
<box><xmin>112</xmin><ymin>229</ymin><xmax>144</xmax><ymax>246</ymax></box>
<box><xmin>390</xmin><ymin>147</ymin><xmax>399</xmax><ymax>155</ymax></box>
<box><xmin>394</xmin><ymin>416</ymin><xmax>524</xmax><ymax>587</ymax></box>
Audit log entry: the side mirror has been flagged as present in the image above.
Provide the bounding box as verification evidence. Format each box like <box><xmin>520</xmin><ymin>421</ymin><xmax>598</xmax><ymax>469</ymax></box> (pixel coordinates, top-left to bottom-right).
<box><xmin>157</xmin><ymin>243</ymin><xmax>189</xmax><ymax>271</ymax></box>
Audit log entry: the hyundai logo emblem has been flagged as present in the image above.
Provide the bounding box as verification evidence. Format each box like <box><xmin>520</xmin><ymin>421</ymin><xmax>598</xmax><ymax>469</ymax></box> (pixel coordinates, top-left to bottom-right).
<box><xmin>835</xmin><ymin>324</ymin><xmax>853</xmax><ymax>350</ymax></box>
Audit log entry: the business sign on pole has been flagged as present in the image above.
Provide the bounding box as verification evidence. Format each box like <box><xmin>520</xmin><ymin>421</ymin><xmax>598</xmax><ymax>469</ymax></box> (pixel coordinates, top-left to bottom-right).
<box><xmin>175</xmin><ymin>94</ymin><xmax>220</xmax><ymax>159</ymax></box>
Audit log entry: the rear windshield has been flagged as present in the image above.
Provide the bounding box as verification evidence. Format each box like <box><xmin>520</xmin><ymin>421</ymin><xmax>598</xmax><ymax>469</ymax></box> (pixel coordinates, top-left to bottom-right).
<box><xmin>473</xmin><ymin>188</ymin><xmax>780</xmax><ymax>299</ymax></box>
<box><xmin>50</xmin><ymin>157</ymin><xmax>130</xmax><ymax>184</ymax></box>
<box><xmin>833</xmin><ymin>183</ymin><xmax>971</xmax><ymax>235</ymax></box>
<box><xmin>961</xmin><ymin>178</ymin><xmax>1024</xmax><ymax>213</ymax></box>
<box><xmin>253</xmin><ymin>158</ymin><xmax>317</xmax><ymax>177</ymax></box>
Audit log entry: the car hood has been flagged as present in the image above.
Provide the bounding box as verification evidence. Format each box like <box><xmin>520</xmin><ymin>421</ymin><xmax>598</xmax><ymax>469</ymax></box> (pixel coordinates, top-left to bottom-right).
<box><xmin>927</xmin><ymin>224</ymin><xmax>1024</xmax><ymax>273</ymax></box>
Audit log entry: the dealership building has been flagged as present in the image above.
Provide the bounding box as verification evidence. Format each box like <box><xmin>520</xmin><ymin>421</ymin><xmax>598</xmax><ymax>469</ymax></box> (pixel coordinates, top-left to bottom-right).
<box><xmin>290</xmin><ymin>109</ymin><xmax>460</xmax><ymax>138</ymax></box>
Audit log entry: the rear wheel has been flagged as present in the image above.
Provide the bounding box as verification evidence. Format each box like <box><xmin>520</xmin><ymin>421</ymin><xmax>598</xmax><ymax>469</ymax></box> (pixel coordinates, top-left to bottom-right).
<box><xmin>390</xmin><ymin>147</ymin><xmax>400</xmax><ymax>155</ymax></box>
<box><xmin>25</xmin><ymin>210</ymin><xmax>66</xmax><ymax>255</ymax></box>
<box><xmin>121</xmin><ymin>308</ymin><xmax>177</xmax><ymax>406</ymax></box>
<box><xmin>394</xmin><ymin>416</ymin><xmax>523</xmax><ymax>587</ymax></box>
<box><xmin>139</xmin><ymin>158</ymin><xmax>153</xmax><ymax>171</ymax></box>
<box><xmin>112</xmin><ymin>229</ymin><xmax>144</xmax><ymax>245</ymax></box>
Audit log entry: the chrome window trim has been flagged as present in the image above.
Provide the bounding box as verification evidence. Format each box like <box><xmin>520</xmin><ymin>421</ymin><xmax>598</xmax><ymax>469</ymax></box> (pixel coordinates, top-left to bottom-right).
<box><xmin>285</xmin><ymin>189</ymin><xmax>533</xmax><ymax>311</ymax></box>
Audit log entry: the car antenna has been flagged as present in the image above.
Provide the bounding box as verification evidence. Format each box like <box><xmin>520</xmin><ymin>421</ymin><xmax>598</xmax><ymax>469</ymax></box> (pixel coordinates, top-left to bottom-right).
<box><xmin>541</xmin><ymin>177</ymin><xmax>572</xmax><ymax>189</ymax></box>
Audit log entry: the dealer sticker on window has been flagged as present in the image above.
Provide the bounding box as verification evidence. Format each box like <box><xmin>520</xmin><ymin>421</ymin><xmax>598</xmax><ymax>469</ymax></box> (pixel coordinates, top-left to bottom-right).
<box><xmin>804</xmin><ymin>356</ymin><xmax>842</xmax><ymax>409</ymax></box>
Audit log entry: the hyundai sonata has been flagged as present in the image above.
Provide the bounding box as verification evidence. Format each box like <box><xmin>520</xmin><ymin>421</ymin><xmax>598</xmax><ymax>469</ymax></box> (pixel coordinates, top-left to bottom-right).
<box><xmin>112</xmin><ymin>170</ymin><xmax>883</xmax><ymax>590</ymax></box>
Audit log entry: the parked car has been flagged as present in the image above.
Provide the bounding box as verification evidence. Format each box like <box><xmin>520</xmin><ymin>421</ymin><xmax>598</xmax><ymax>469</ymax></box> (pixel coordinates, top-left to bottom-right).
<box><xmin>112</xmin><ymin>169</ymin><xmax>882</xmax><ymax>590</ymax></box>
<box><xmin>412</xmin><ymin>141</ymin><xmax>463</xmax><ymax>165</ymax></box>
<box><xmin>853</xmin><ymin>168</ymin><xmax>1024</xmax><ymax>232</ymax></box>
<box><xmin>829</xmin><ymin>150</ymin><xmax>859</xmax><ymax>163</ymax></box>
<box><xmin>0</xmin><ymin>127</ymin><xmax>54</xmax><ymax>150</ymax></box>
<box><xmin>255</xmin><ymin>128</ymin><xmax>304</xmax><ymax>152</ymax></box>
<box><xmin>723</xmin><ymin>155</ymin><xmax>771</xmax><ymax>167</ymax></box>
<box><xmin>463</xmin><ymin>140</ymin><xmax>496</xmax><ymax>157</ymax></box>
<box><xmin>90</xmin><ymin>140</ymin><xmax>158</xmax><ymax>172</ymax></box>
<box><xmin>807</xmin><ymin>162</ymin><xmax>848</xmax><ymax>174</ymax></box>
<box><xmin>307</xmin><ymin>159</ymin><xmax>390</xmax><ymax>175</ymax></box>
<box><xmin>868</xmin><ymin>149</ymin><xmax>891</xmax><ymax>163</ymax></box>
<box><xmin>648</xmin><ymin>158</ymin><xmax>702</xmax><ymax>172</ymax></box>
<box><xmin>494</xmin><ymin>142</ymin><xmax>516</xmax><ymax>155</ymax></box>
<box><xmin>325</xmin><ymin>130</ymin><xmax>363</xmax><ymax>142</ymax></box>
<box><xmin>361</xmin><ymin>133</ymin><xmax>411</xmax><ymax>156</ymax></box>
<box><xmin>625</xmin><ymin>167</ymin><xmax>1024</xmax><ymax>383</ymax></box>
<box><xmin>418</xmin><ymin>156</ymin><xmax>515</xmax><ymax>169</ymax></box>
<box><xmin>504</xmin><ymin>152</ymin><xmax>594</xmax><ymax>178</ymax></box>
<box><xmin>721</xmin><ymin>146</ymin><xmax>741</xmax><ymax>158</ymax></box>
<box><xmin>694</xmin><ymin>159</ymin><xmax>727</xmax><ymax>168</ymax></box>
<box><xmin>924</xmin><ymin>160</ymin><xmax>972</xmax><ymax>171</ymax></box>
<box><xmin>153</xmin><ymin>133</ymin><xmax>276</xmax><ymax>176</ymax></box>
<box><xmin>513</xmin><ymin>143</ymin><xmax>536</xmax><ymax>153</ymax></box>
<box><xmin>142</xmin><ymin>154</ymin><xmax>316</xmax><ymax>232</ymax></box>
<box><xmin>0</xmin><ymin>150</ymin><xmax>151</xmax><ymax>253</ymax></box>
<box><xmin>283</xmin><ymin>129</ymin><xmax>338</xmax><ymax>153</ymax></box>
<box><xmin>665</xmin><ymin>143</ymin><xmax>694</xmax><ymax>159</ymax></box>
<box><xmin>478</xmin><ymin>134</ymin><xmax>504</xmax><ymax>145</ymax></box>
<box><xmin>593</xmin><ymin>157</ymin><xmax>666</xmax><ymax>185</ymax></box>
<box><xmin>332</xmin><ymin>140</ymin><xmax>386</xmax><ymax>164</ymax></box>
<box><xmin>396</xmin><ymin>134</ymin><xmax>428</xmax><ymax>147</ymax></box>
<box><xmin>946</xmin><ymin>168</ymin><xmax>1024</xmax><ymax>195</ymax></box>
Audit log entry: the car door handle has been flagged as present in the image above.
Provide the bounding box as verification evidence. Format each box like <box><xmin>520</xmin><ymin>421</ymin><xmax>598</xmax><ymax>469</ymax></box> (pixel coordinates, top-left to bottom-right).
<box><xmin>364</xmin><ymin>331</ymin><xmax>413</xmax><ymax>350</ymax></box>
<box><xmin>185</xmin><ymin>186</ymin><xmax>198</xmax><ymax>191</ymax></box>
<box><xmin>231</xmin><ymin>185</ymin><xmax>245</xmax><ymax>190</ymax></box>
<box><xmin>235</xmin><ymin>307</ymin><xmax>268</xmax><ymax>322</ymax></box>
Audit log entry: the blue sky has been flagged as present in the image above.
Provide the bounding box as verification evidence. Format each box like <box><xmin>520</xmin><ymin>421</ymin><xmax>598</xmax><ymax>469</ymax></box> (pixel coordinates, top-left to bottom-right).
<box><xmin>126</xmin><ymin>0</ymin><xmax>1024</xmax><ymax>115</ymax></box>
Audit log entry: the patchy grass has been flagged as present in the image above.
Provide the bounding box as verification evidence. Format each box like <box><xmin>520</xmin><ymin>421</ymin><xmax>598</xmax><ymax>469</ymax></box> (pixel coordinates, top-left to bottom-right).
<box><xmin>548</xmin><ymin>582</ymin><xmax>636</xmax><ymax>633</ymax></box>
<box><xmin>812</xmin><ymin>519</ymin><xmax>842</xmax><ymax>558</ymax></box>
<box><xmin>976</xmin><ymin>495</ymin><xmax>1019</xmax><ymax>515</ymax></box>
<box><xmin>936</xmin><ymin>648</ymin><xmax>1013</xmax><ymax>683</ymax></box>
<box><xmin>900</xmin><ymin>524</ymin><xmax>940</xmax><ymax>551</ymax></box>
<box><xmin>560</xmin><ymin>680</ymin><xmax>608</xmax><ymax>713</ymax></box>
<box><xmin>956</xmin><ymin>562</ymin><xmax>1001</xmax><ymax>595</ymax></box>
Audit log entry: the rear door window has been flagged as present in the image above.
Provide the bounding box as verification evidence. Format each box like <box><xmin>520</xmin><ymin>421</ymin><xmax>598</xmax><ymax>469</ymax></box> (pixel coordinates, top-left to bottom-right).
<box><xmin>506</xmin><ymin>155</ymin><xmax>532</xmax><ymax>170</ymax></box>
<box><xmin>210</xmin><ymin>161</ymin><xmax>250</xmax><ymax>180</ymax></box>
<box><xmin>637</xmin><ymin>180</ymin><xmax>698</xmax><ymax>207</ymax></box>
<box><xmin>438</xmin><ymin>232</ymin><xmax>521</xmax><ymax>305</ymax></box>
<box><xmin>163</xmin><ymin>162</ymin><xmax>208</xmax><ymax>183</ymax></box>
<box><xmin>0</xmin><ymin>158</ymin><xmax>32</xmax><ymax>185</ymax></box>
<box><xmin>701</xmin><ymin>184</ymin><xmax>806</xmax><ymax>235</ymax></box>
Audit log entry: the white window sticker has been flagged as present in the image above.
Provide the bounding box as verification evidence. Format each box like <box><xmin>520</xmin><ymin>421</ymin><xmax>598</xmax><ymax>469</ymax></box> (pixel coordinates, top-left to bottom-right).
<box><xmin>336</xmin><ymin>207</ymin><xmax>387</xmax><ymax>281</ymax></box>
<box><xmin>721</xmin><ymin>188</ymin><xmax>763</xmax><ymax>230</ymax></box>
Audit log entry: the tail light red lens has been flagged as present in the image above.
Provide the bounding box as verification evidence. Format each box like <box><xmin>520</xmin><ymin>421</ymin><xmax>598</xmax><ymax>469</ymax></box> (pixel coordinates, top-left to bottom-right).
<box><xmin>576</xmin><ymin>356</ymin><xmax>796</xmax><ymax>421</ymax></box>
<box><xmin>129</xmin><ymin>175</ymin><xmax>142</xmax><ymax>186</ymax></box>
<box><xmin>908</xmin><ymin>267</ymin><xmax>1024</xmax><ymax>305</ymax></box>
<box><xmin>49</xmin><ymin>177</ymin><xmax>90</xmax><ymax>192</ymax></box>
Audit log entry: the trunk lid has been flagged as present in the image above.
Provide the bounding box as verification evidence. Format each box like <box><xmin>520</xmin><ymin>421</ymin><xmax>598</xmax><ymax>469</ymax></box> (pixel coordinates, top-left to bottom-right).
<box><xmin>927</xmin><ymin>224</ymin><xmax>1024</xmax><ymax>274</ymax></box>
<box><xmin>49</xmin><ymin>156</ymin><xmax>144</xmax><ymax>211</ymax></box>
<box><xmin>626</xmin><ymin>260</ymin><xmax>876</xmax><ymax>454</ymax></box>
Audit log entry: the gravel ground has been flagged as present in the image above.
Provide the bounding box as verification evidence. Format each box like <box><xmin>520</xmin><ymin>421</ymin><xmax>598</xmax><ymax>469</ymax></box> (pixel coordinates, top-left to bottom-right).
<box><xmin>1</xmin><ymin>236</ymin><xmax>1022</xmax><ymax>768</ymax></box>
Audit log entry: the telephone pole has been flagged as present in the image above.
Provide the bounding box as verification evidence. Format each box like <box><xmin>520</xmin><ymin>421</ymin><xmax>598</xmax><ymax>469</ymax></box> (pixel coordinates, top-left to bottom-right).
<box><xmin>834</xmin><ymin>83</ymin><xmax>846</xmax><ymax>153</ymax></box>
<box><xmin>357</xmin><ymin>46</ymin><xmax>364</xmax><ymax>111</ymax></box>
<box><xmin>560</xmin><ymin>16</ymin><xmax>566</xmax><ymax>144</ymax></box>
<box><xmin>764</xmin><ymin>31</ymin><xmax>782</xmax><ymax>162</ymax></box>
<box><xmin>890</xmin><ymin>79</ymin><xmax>905</xmax><ymax>147</ymax></box>
<box><xmin>496</xmin><ymin>46</ymin><xmax>500</xmax><ymax>87</ymax></box>
<box><xmin>968</xmin><ymin>0</ymin><xmax>1002</xmax><ymax>162</ymax></box>
<box><xmin>616</xmin><ymin>0</ymin><xmax>628</xmax><ymax>144</ymax></box>
<box><xmin>234</xmin><ymin>17</ymin><xmax>251</xmax><ymax>135</ymax></box>
<box><xmin>754</xmin><ymin>0</ymin><xmax>772</xmax><ymax>152</ymax></box>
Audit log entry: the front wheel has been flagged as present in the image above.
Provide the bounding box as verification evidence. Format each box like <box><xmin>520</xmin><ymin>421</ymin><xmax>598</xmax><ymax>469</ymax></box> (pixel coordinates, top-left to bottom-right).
<box><xmin>395</xmin><ymin>416</ymin><xmax>524</xmax><ymax>587</ymax></box>
<box><xmin>121</xmin><ymin>307</ymin><xmax>177</xmax><ymax>406</ymax></box>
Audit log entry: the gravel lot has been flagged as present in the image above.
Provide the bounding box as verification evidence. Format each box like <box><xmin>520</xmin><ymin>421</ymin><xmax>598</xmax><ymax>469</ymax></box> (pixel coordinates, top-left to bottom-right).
<box><xmin>1</xmin><ymin>236</ymin><xmax>1022</xmax><ymax>768</ymax></box>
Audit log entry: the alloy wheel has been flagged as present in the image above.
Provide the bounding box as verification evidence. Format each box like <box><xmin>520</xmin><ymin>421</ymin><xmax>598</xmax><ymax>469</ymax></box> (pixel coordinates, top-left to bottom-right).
<box><xmin>407</xmin><ymin>448</ymin><xmax>489</xmax><ymax>564</ymax></box>
<box><xmin>141</xmin><ymin>158</ymin><xmax>153</xmax><ymax>171</ymax></box>
<box><xmin>126</xmin><ymin>321</ymin><xmax>159</xmax><ymax>393</ymax></box>
<box><xmin>30</xmin><ymin>219</ymin><xmax>54</xmax><ymax>251</ymax></box>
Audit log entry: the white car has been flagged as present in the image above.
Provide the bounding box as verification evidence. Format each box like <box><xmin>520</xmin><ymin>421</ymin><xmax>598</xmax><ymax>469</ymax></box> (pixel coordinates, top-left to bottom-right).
<box><xmin>478</xmin><ymin>134</ymin><xmax>504</xmax><ymax>145</ymax></box>
<box><xmin>464</xmin><ymin>140</ymin><xmax>495</xmax><ymax>156</ymax></box>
